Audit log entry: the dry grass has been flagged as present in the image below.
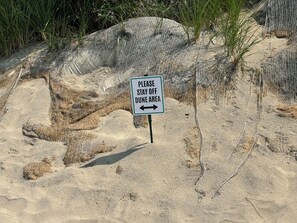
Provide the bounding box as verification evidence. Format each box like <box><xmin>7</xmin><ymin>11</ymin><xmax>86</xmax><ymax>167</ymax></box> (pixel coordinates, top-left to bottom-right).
<box><xmin>20</xmin><ymin>70</ymin><xmax>225</xmax><ymax>167</ymax></box>
<box><xmin>0</xmin><ymin>69</ymin><xmax>21</xmax><ymax>117</ymax></box>
<box><xmin>49</xmin><ymin>77</ymin><xmax>100</xmax><ymax>126</ymax></box>
<box><xmin>165</xmin><ymin>84</ymin><xmax>212</xmax><ymax>105</ymax></box>
<box><xmin>242</xmin><ymin>136</ymin><xmax>255</xmax><ymax>151</ymax></box>
<box><xmin>287</xmin><ymin>34</ymin><xmax>297</xmax><ymax>45</ymax></box>
<box><xmin>0</xmin><ymin>70</ymin><xmax>16</xmax><ymax>88</ymax></box>
<box><xmin>22</xmin><ymin>123</ymin><xmax>69</xmax><ymax>141</ymax></box>
<box><xmin>184</xmin><ymin>160</ymin><xmax>199</xmax><ymax>168</ymax></box>
<box><xmin>46</xmin><ymin>72</ymin><xmax>132</xmax><ymax>130</ymax></box>
<box><xmin>21</xmin><ymin>71</ymin><xmax>132</xmax><ymax>166</ymax></box>
<box><xmin>165</xmin><ymin>86</ymin><xmax>193</xmax><ymax>104</ymax></box>
<box><xmin>273</xmin><ymin>29</ymin><xmax>291</xmax><ymax>38</ymax></box>
<box><xmin>183</xmin><ymin>127</ymin><xmax>200</xmax><ymax>168</ymax></box>
<box><xmin>20</xmin><ymin>69</ymin><xmax>50</xmax><ymax>84</ymax></box>
<box><xmin>133</xmin><ymin>115</ymin><xmax>148</xmax><ymax>128</ymax></box>
<box><xmin>63</xmin><ymin>133</ymin><xmax>116</xmax><ymax>166</ymax></box>
<box><xmin>276</xmin><ymin>104</ymin><xmax>297</xmax><ymax>119</ymax></box>
<box><xmin>23</xmin><ymin>157</ymin><xmax>52</xmax><ymax>180</ymax></box>
<box><xmin>68</xmin><ymin>91</ymin><xmax>132</xmax><ymax>130</ymax></box>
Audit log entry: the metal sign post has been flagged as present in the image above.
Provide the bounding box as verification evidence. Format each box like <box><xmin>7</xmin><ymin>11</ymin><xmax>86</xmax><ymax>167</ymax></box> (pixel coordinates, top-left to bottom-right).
<box><xmin>130</xmin><ymin>75</ymin><xmax>165</xmax><ymax>143</ymax></box>
<box><xmin>148</xmin><ymin>114</ymin><xmax>153</xmax><ymax>143</ymax></box>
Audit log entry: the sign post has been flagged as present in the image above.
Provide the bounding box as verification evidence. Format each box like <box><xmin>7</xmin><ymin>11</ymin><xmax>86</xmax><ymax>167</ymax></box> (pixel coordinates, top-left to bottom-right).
<box><xmin>130</xmin><ymin>75</ymin><xmax>165</xmax><ymax>143</ymax></box>
<box><xmin>148</xmin><ymin>114</ymin><xmax>153</xmax><ymax>143</ymax></box>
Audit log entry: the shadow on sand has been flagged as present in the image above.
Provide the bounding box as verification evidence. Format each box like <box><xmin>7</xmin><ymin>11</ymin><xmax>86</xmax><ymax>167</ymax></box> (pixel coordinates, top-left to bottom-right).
<box><xmin>80</xmin><ymin>143</ymin><xmax>147</xmax><ymax>168</ymax></box>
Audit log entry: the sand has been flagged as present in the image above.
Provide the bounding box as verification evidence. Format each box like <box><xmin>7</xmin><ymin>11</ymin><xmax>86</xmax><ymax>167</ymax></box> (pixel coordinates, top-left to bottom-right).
<box><xmin>0</xmin><ymin>23</ymin><xmax>297</xmax><ymax>223</ymax></box>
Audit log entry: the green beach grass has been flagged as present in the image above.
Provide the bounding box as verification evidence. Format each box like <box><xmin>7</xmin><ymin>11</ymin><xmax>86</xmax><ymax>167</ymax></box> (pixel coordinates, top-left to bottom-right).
<box><xmin>0</xmin><ymin>0</ymin><xmax>259</xmax><ymax>67</ymax></box>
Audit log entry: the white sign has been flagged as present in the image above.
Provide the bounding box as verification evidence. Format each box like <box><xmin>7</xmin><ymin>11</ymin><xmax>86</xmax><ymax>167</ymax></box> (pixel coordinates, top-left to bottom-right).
<box><xmin>130</xmin><ymin>75</ymin><xmax>165</xmax><ymax>115</ymax></box>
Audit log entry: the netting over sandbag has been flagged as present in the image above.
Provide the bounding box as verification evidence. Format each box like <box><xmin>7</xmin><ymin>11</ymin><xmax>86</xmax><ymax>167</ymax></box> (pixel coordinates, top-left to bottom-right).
<box><xmin>262</xmin><ymin>48</ymin><xmax>297</xmax><ymax>102</ymax></box>
<box><xmin>265</xmin><ymin>0</ymin><xmax>297</xmax><ymax>34</ymax></box>
<box><xmin>57</xmin><ymin>18</ymin><xmax>196</xmax><ymax>93</ymax></box>
<box><xmin>55</xmin><ymin>17</ymin><xmax>226</xmax><ymax>100</ymax></box>
<box><xmin>261</xmin><ymin>0</ymin><xmax>297</xmax><ymax>102</ymax></box>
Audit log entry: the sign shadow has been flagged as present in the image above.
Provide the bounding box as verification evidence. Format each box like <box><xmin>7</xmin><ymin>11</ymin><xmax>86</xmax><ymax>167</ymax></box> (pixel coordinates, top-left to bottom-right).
<box><xmin>80</xmin><ymin>143</ymin><xmax>147</xmax><ymax>168</ymax></box>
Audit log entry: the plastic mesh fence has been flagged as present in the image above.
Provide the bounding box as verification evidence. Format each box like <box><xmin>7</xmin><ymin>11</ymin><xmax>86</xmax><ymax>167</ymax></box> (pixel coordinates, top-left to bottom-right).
<box><xmin>265</xmin><ymin>0</ymin><xmax>297</xmax><ymax>34</ymax></box>
<box><xmin>262</xmin><ymin>0</ymin><xmax>297</xmax><ymax>102</ymax></box>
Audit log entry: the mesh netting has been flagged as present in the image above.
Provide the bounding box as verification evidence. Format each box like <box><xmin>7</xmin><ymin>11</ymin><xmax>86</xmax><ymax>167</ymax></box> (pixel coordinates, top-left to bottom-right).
<box><xmin>262</xmin><ymin>48</ymin><xmax>297</xmax><ymax>102</ymax></box>
<box><xmin>55</xmin><ymin>17</ymin><xmax>220</xmax><ymax>101</ymax></box>
<box><xmin>54</xmin><ymin>16</ymin><xmax>238</xmax><ymax>107</ymax></box>
<box><xmin>262</xmin><ymin>0</ymin><xmax>297</xmax><ymax>102</ymax></box>
<box><xmin>265</xmin><ymin>0</ymin><xmax>297</xmax><ymax>34</ymax></box>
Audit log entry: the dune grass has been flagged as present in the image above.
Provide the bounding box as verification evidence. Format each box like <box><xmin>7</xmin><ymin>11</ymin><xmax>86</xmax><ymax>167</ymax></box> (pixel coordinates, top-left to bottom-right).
<box><xmin>0</xmin><ymin>0</ymin><xmax>30</xmax><ymax>56</ymax></box>
<box><xmin>0</xmin><ymin>0</ymin><xmax>259</xmax><ymax>62</ymax></box>
<box><xmin>219</xmin><ymin>0</ymin><xmax>260</xmax><ymax>66</ymax></box>
<box><xmin>177</xmin><ymin>0</ymin><xmax>223</xmax><ymax>42</ymax></box>
<box><xmin>176</xmin><ymin>0</ymin><xmax>259</xmax><ymax>66</ymax></box>
<box><xmin>0</xmin><ymin>0</ymin><xmax>169</xmax><ymax>57</ymax></box>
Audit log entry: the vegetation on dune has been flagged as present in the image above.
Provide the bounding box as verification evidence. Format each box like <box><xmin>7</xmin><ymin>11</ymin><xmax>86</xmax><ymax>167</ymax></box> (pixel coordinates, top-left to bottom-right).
<box><xmin>0</xmin><ymin>0</ymin><xmax>260</xmax><ymax>67</ymax></box>
<box><xmin>0</xmin><ymin>0</ymin><xmax>171</xmax><ymax>56</ymax></box>
<box><xmin>219</xmin><ymin>0</ymin><xmax>260</xmax><ymax>67</ymax></box>
<box><xmin>177</xmin><ymin>0</ymin><xmax>223</xmax><ymax>42</ymax></box>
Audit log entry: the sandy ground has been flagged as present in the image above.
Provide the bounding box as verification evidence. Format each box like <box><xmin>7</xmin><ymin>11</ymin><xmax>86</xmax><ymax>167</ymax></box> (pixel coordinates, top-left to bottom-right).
<box><xmin>0</xmin><ymin>28</ymin><xmax>297</xmax><ymax>223</ymax></box>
